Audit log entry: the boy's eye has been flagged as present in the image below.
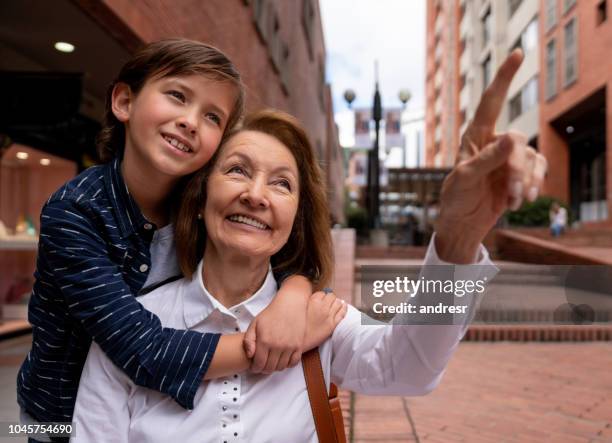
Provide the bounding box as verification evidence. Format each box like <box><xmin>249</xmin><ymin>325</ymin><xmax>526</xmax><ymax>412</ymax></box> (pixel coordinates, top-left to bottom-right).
<box><xmin>167</xmin><ymin>90</ymin><xmax>185</xmax><ymax>102</ymax></box>
<box><xmin>206</xmin><ymin>112</ymin><xmax>222</xmax><ymax>126</ymax></box>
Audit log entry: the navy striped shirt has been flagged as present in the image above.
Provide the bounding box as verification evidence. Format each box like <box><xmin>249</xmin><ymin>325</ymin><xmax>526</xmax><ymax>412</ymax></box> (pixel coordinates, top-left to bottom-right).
<box><xmin>17</xmin><ymin>158</ymin><xmax>220</xmax><ymax>426</ymax></box>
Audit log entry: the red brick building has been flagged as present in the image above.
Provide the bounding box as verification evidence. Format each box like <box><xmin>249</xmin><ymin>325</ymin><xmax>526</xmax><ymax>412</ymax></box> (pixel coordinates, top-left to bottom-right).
<box><xmin>539</xmin><ymin>0</ymin><xmax>611</xmax><ymax>223</ymax></box>
<box><xmin>425</xmin><ymin>0</ymin><xmax>462</xmax><ymax>168</ymax></box>
<box><xmin>0</xmin><ymin>0</ymin><xmax>344</xmax><ymax>222</ymax></box>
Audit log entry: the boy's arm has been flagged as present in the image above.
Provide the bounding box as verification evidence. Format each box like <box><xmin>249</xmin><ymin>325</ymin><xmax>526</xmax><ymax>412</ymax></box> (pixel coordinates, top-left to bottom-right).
<box><xmin>244</xmin><ymin>274</ymin><xmax>311</xmax><ymax>373</ymax></box>
<box><xmin>41</xmin><ymin>199</ymin><xmax>233</xmax><ymax>409</ymax></box>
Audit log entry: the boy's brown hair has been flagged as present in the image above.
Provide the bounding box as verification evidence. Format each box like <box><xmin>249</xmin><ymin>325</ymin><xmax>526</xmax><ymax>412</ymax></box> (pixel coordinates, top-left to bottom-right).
<box><xmin>97</xmin><ymin>38</ymin><xmax>245</xmax><ymax>162</ymax></box>
<box><xmin>175</xmin><ymin>109</ymin><xmax>333</xmax><ymax>289</ymax></box>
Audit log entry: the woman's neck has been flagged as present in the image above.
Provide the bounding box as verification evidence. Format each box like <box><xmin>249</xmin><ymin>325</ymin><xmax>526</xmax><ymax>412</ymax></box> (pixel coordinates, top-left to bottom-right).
<box><xmin>202</xmin><ymin>240</ymin><xmax>270</xmax><ymax>309</ymax></box>
<box><xmin>121</xmin><ymin>151</ymin><xmax>176</xmax><ymax>227</ymax></box>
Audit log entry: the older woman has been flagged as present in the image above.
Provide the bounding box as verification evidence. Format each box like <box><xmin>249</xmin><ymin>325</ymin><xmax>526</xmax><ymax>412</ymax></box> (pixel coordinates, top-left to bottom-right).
<box><xmin>70</xmin><ymin>109</ymin><xmax>498</xmax><ymax>442</ymax></box>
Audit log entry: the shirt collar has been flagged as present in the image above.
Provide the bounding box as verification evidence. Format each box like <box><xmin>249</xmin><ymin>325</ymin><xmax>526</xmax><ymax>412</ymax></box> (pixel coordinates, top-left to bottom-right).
<box><xmin>182</xmin><ymin>259</ymin><xmax>277</xmax><ymax>329</ymax></box>
<box><xmin>103</xmin><ymin>157</ymin><xmax>152</xmax><ymax>239</ymax></box>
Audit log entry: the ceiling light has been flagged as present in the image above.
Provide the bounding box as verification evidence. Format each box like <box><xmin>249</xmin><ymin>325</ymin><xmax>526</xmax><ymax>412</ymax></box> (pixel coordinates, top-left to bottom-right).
<box><xmin>40</xmin><ymin>158</ymin><xmax>51</xmax><ymax>166</ymax></box>
<box><xmin>54</xmin><ymin>41</ymin><xmax>75</xmax><ymax>53</ymax></box>
<box><xmin>16</xmin><ymin>152</ymin><xmax>29</xmax><ymax>160</ymax></box>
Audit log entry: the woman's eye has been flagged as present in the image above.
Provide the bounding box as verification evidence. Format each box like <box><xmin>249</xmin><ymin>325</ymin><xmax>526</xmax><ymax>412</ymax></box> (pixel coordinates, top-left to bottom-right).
<box><xmin>228</xmin><ymin>165</ymin><xmax>245</xmax><ymax>175</ymax></box>
<box><xmin>276</xmin><ymin>179</ymin><xmax>292</xmax><ymax>191</ymax></box>
<box><xmin>206</xmin><ymin>112</ymin><xmax>222</xmax><ymax>126</ymax></box>
<box><xmin>167</xmin><ymin>90</ymin><xmax>185</xmax><ymax>102</ymax></box>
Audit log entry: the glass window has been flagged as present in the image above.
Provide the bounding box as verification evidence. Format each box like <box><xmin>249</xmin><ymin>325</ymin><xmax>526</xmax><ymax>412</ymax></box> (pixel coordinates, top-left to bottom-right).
<box><xmin>509</xmin><ymin>76</ymin><xmax>538</xmax><ymax>121</ymax></box>
<box><xmin>546</xmin><ymin>0</ymin><xmax>557</xmax><ymax>31</ymax></box>
<box><xmin>482</xmin><ymin>55</ymin><xmax>492</xmax><ymax>88</ymax></box>
<box><xmin>482</xmin><ymin>7</ymin><xmax>492</xmax><ymax>45</ymax></box>
<box><xmin>509</xmin><ymin>0</ymin><xmax>523</xmax><ymax>17</ymax></box>
<box><xmin>509</xmin><ymin>92</ymin><xmax>522</xmax><ymax>121</ymax></box>
<box><xmin>522</xmin><ymin>76</ymin><xmax>539</xmax><ymax>111</ymax></box>
<box><xmin>597</xmin><ymin>0</ymin><xmax>607</xmax><ymax>25</ymax></box>
<box><xmin>564</xmin><ymin>18</ymin><xmax>578</xmax><ymax>86</ymax></box>
<box><xmin>546</xmin><ymin>39</ymin><xmax>557</xmax><ymax>99</ymax></box>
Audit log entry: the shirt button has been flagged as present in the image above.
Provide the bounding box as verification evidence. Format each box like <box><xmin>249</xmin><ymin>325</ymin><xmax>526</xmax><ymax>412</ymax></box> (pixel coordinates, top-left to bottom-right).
<box><xmin>144</xmin><ymin>223</ymin><xmax>153</xmax><ymax>230</ymax></box>
<box><xmin>139</xmin><ymin>264</ymin><xmax>149</xmax><ymax>272</ymax></box>
<box><xmin>234</xmin><ymin>327</ymin><xmax>239</xmax><ymax>332</ymax></box>
<box><xmin>222</xmin><ymin>406</ymin><xmax>227</xmax><ymax>411</ymax></box>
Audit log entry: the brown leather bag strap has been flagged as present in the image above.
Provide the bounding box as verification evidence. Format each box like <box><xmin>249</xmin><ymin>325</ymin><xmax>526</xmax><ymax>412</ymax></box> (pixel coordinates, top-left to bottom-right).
<box><xmin>302</xmin><ymin>349</ymin><xmax>340</xmax><ymax>443</ymax></box>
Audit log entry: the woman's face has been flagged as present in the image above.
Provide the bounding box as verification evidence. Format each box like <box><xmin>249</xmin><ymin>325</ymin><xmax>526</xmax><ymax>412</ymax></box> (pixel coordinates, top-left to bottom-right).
<box><xmin>204</xmin><ymin>130</ymin><xmax>300</xmax><ymax>259</ymax></box>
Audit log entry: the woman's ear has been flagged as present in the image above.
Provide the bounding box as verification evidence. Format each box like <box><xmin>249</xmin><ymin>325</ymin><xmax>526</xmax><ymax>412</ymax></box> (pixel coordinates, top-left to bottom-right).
<box><xmin>111</xmin><ymin>83</ymin><xmax>132</xmax><ymax>123</ymax></box>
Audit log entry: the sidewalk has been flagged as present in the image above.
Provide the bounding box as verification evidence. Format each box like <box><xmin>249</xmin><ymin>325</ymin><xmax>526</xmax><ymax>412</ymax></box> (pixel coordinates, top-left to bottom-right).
<box><xmin>351</xmin><ymin>342</ymin><xmax>612</xmax><ymax>442</ymax></box>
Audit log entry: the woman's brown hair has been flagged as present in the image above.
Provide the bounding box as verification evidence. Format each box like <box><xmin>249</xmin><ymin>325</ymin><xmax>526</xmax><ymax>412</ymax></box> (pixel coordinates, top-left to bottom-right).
<box><xmin>175</xmin><ymin>109</ymin><xmax>333</xmax><ymax>289</ymax></box>
<box><xmin>97</xmin><ymin>38</ymin><xmax>245</xmax><ymax>162</ymax></box>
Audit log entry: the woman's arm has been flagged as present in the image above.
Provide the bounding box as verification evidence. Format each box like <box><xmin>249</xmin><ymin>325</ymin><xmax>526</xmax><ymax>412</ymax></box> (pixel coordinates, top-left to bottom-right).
<box><xmin>329</xmin><ymin>236</ymin><xmax>498</xmax><ymax>396</ymax></box>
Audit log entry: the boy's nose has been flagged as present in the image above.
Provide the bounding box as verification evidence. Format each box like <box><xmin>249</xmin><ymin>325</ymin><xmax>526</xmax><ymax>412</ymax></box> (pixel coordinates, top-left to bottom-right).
<box><xmin>176</xmin><ymin>114</ymin><xmax>197</xmax><ymax>135</ymax></box>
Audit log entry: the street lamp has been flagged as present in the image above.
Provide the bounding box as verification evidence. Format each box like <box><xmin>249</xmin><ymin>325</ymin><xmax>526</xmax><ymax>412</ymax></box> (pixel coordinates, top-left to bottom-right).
<box><xmin>398</xmin><ymin>89</ymin><xmax>412</xmax><ymax>167</ymax></box>
<box><xmin>343</xmin><ymin>89</ymin><xmax>356</xmax><ymax>109</ymax></box>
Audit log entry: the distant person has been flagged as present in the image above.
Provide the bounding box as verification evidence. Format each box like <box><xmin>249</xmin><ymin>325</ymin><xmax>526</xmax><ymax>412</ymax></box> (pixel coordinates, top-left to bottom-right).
<box><xmin>549</xmin><ymin>202</ymin><xmax>568</xmax><ymax>237</ymax></box>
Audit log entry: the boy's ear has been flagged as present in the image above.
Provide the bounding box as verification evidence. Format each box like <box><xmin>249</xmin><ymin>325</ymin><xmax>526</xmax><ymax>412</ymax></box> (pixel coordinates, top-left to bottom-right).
<box><xmin>111</xmin><ymin>83</ymin><xmax>132</xmax><ymax>122</ymax></box>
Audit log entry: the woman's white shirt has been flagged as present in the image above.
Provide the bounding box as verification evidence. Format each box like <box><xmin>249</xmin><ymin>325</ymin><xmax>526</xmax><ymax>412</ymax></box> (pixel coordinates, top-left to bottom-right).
<box><xmin>71</xmin><ymin>235</ymin><xmax>497</xmax><ymax>443</ymax></box>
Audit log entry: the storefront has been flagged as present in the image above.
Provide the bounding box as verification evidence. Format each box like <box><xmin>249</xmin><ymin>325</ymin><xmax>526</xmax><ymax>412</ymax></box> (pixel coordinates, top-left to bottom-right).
<box><xmin>0</xmin><ymin>0</ymin><xmax>130</xmax><ymax>330</ymax></box>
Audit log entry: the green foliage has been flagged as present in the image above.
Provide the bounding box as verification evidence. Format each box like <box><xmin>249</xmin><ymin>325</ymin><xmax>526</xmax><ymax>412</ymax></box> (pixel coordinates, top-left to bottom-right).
<box><xmin>346</xmin><ymin>205</ymin><xmax>368</xmax><ymax>235</ymax></box>
<box><xmin>507</xmin><ymin>196</ymin><xmax>571</xmax><ymax>227</ymax></box>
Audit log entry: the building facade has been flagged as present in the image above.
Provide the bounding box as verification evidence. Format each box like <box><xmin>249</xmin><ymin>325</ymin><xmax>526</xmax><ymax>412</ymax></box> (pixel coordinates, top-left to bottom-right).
<box><xmin>426</xmin><ymin>0</ymin><xmax>540</xmax><ymax>166</ymax></box>
<box><xmin>539</xmin><ymin>0</ymin><xmax>611</xmax><ymax>223</ymax></box>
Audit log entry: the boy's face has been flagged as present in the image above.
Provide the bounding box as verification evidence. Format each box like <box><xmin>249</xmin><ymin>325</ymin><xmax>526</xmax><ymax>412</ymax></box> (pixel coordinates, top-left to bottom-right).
<box><xmin>113</xmin><ymin>73</ymin><xmax>237</xmax><ymax>180</ymax></box>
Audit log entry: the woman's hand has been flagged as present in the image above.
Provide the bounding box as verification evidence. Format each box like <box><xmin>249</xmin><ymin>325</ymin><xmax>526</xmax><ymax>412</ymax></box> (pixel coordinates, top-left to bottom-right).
<box><xmin>244</xmin><ymin>275</ymin><xmax>310</xmax><ymax>374</ymax></box>
<box><xmin>303</xmin><ymin>291</ymin><xmax>348</xmax><ymax>351</ymax></box>
<box><xmin>436</xmin><ymin>49</ymin><xmax>547</xmax><ymax>263</ymax></box>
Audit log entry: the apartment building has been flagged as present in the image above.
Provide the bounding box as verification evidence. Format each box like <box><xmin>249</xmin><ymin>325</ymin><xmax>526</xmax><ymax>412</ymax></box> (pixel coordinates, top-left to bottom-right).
<box><xmin>539</xmin><ymin>0</ymin><xmax>611</xmax><ymax>223</ymax></box>
<box><xmin>426</xmin><ymin>0</ymin><xmax>540</xmax><ymax>166</ymax></box>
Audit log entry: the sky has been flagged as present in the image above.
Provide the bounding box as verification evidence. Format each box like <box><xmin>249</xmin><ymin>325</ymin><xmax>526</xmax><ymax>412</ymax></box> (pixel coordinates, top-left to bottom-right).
<box><xmin>320</xmin><ymin>0</ymin><xmax>426</xmax><ymax>116</ymax></box>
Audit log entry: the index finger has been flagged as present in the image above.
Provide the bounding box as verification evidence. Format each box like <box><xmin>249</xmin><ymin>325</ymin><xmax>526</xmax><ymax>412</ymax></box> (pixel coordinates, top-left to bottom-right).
<box><xmin>472</xmin><ymin>49</ymin><xmax>524</xmax><ymax>130</ymax></box>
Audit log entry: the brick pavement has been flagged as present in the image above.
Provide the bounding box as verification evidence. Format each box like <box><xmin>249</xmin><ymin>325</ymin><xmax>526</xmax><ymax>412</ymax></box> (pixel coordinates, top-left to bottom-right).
<box><xmin>352</xmin><ymin>342</ymin><xmax>612</xmax><ymax>443</ymax></box>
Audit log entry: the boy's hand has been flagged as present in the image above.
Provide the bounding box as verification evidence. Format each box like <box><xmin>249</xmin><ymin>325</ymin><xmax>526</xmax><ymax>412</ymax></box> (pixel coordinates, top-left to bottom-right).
<box><xmin>244</xmin><ymin>289</ymin><xmax>307</xmax><ymax>374</ymax></box>
<box><xmin>303</xmin><ymin>291</ymin><xmax>347</xmax><ymax>351</ymax></box>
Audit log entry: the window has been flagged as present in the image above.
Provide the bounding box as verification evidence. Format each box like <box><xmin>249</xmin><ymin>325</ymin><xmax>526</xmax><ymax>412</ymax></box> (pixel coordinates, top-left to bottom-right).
<box><xmin>564</xmin><ymin>18</ymin><xmax>578</xmax><ymax>86</ymax></box>
<box><xmin>482</xmin><ymin>55</ymin><xmax>492</xmax><ymax>88</ymax></box>
<box><xmin>509</xmin><ymin>76</ymin><xmax>538</xmax><ymax>121</ymax></box>
<box><xmin>597</xmin><ymin>0</ymin><xmax>607</xmax><ymax>25</ymax></box>
<box><xmin>302</xmin><ymin>0</ymin><xmax>315</xmax><ymax>60</ymax></box>
<box><xmin>546</xmin><ymin>0</ymin><xmax>557</xmax><ymax>31</ymax></box>
<box><xmin>564</xmin><ymin>0</ymin><xmax>576</xmax><ymax>13</ymax></box>
<box><xmin>546</xmin><ymin>39</ymin><xmax>557</xmax><ymax>100</ymax></box>
<box><xmin>509</xmin><ymin>92</ymin><xmax>522</xmax><ymax>121</ymax></box>
<box><xmin>513</xmin><ymin>18</ymin><xmax>539</xmax><ymax>53</ymax></box>
<box><xmin>509</xmin><ymin>0</ymin><xmax>523</xmax><ymax>17</ymax></box>
<box><xmin>482</xmin><ymin>7</ymin><xmax>492</xmax><ymax>45</ymax></box>
<box><xmin>523</xmin><ymin>76</ymin><xmax>538</xmax><ymax>110</ymax></box>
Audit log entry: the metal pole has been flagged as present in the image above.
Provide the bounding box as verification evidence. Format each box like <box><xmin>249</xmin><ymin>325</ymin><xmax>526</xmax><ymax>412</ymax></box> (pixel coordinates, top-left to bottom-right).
<box><xmin>371</xmin><ymin>61</ymin><xmax>382</xmax><ymax>229</ymax></box>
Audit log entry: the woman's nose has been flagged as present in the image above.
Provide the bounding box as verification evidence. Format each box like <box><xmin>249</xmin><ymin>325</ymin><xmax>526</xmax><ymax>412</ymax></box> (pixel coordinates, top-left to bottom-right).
<box><xmin>240</xmin><ymin>180</ymin><xmax>269</xmax><ymax>208</ymax></box>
